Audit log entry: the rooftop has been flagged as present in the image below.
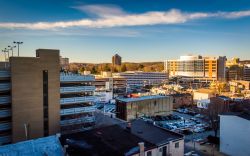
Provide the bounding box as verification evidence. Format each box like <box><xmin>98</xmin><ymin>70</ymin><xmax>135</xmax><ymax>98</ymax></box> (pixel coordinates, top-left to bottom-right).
<box><xmin>0</xmin><ymin>135</ymin><xmax>64</xmax><ymax>156</ymax></box>
<box><xmin>61</xmin><ymin>124</ymin><xmax>154</xmax><ymax>156</ymax></box>
<box><xmin>130</xmin><ymin>120</ymin><xmax>184</xmax><ymax>146</ymax></box>
<box><xmin>116</xmin><ymin>95</ymin><xmax>167</xmax><ymax>103</ymax></box>
<box><xmin>221</xmin><ymin>112</ymin><xmax>250</xmax><ymax>121</ymax></box>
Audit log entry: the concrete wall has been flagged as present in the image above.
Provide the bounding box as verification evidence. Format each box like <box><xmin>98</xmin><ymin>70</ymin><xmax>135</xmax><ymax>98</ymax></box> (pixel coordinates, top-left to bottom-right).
<box><xmin>220</xmin><ymin>115</ymin><xmax>250</xmax><ymax>156</ymax></box>
<box><xmin>10</xmin><ymin>49</ymin><xmax>60</xmax><ymax>143</ymax></box>
<box><xmin>126</xmin><ymin>96</ymin><xmax>173</xmax><ymax>121</ymax></box>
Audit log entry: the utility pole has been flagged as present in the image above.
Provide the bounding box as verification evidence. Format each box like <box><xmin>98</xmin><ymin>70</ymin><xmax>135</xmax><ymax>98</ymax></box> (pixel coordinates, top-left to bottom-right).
<box><xmin>13</xmin><ymin>41</ymin><xmax>23</xmax><ymax>56</ymax></box>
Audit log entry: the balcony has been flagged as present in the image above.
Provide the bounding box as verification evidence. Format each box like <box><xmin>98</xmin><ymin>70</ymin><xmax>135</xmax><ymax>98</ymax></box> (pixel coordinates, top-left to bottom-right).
<box><xmin>60</xmin><ymin>106</ymin><xmax>96</xmax><ymax>116</ymax></box>
<box><xmin>0</xmin><ymin>122</ymin><xmax>11</xmax><ymax>131</ymax></box>
<box><xmin>0</xmin><ymin>109</ymin><xmax>11</xmax><ymax>118</ymax></box>
<box><xmin>0</xmin><ymin>83</ymin><xmax>10</xmax><ymax>91</ymax></box>
<box><xmin>60</xmin><ymin>74</ymin><xmax>94</xmax><ymax>82</ymax></box>
<box><xmin>0</xmin><ymin>71</ymin><xmax>10</xmax><ymax>78</ymax></box>
<box><xmin>0</xmin><ymin>96</ymin><xmax>11</xmax><ymax>105</ymax></box>
<box><xmin>60</xmin><ymin>116</ymin><xmax>95</xmax><ymax>126</ymax></box>
<box><xmin>60</xmin><ymin>86</ymin><xmax>95</xmax><ymax>93</ymax></box>
<box><xmin>0</xmin><ymin>135</ymin><xmax>11</xmax><ymax>145</ymax></box>
<box><xmin>60</xmin><ymin>96</ymin><xmax>96</xmax><ymax>105</ymax></box>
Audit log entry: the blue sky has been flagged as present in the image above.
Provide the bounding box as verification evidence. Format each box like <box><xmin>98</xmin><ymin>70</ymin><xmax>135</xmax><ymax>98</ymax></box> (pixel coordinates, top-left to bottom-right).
<box><xmin>1</xmin><ymin>0</ymin><xmax>250</xmax><ymax>63</ymax></box>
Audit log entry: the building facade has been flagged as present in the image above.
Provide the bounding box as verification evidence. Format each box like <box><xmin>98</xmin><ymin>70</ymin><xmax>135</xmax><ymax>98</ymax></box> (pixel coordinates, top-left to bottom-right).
<box><xmin>59</xmin><ymin>56</ymin><xmax>69</xmax><ymax>69</ymax></box>
<box><xmin>165</xmin><ymin>55</ymin><xmax>227</xmax><ymax>82</ymax></box>
<box><xmin>220</xmin><ymin>113</ymin><xmax>250</xmax><ymax>156</ymax></box>
<box><xmin>0</xmin><ymin>49</ymin><xmax>61</xmax><ymax>144</ymax></box>
<box><xmin>113</xmin><ymin>71</ymin><xmax>168</xmax><ymax>87</ymax></box>
<box><xmin>116</xmin><ymin>95</ymin><xmax>173</xmax><ymax>121</ymax></box>
<box><xmin>60</xmin><ymin>73</ymin><xmax>96</xmax><ymax>134</ymax></box>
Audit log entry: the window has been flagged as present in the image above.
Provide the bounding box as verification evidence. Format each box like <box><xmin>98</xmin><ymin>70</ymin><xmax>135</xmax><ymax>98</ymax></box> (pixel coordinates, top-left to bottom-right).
<box><xmin>43</xmin><ymin>70</ymin><xmax>49</xmax><ymax>137</ymax></box>
<box><xmin>175</xmin><ymin>142</ymin><xmax>179</xmax><ymax>148</ymax></box>
<box><xmin>146</xmin><ymin>151</ymin><xmax>152</xmax><ymax>156</ymax></box>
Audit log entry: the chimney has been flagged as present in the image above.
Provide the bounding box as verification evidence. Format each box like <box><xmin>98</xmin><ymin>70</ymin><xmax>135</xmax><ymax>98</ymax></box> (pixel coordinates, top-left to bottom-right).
<box><xmin>126</xmin><ymin>122</ymin><xmax>131</xmax><ymax>132</ymax></box>
<box><xmin>138</xmin><ymin>142</ymin><xmax>145</xmax><ymax>156</ymax></box>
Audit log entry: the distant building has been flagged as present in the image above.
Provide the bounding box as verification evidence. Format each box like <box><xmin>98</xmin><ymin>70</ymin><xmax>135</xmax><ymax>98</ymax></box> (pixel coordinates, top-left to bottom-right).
<box><xmin>172</xmin><ymin>93</ymin><xmax>193</xmax><ymax>109</ymax></box>
<box><xmin>193</xmin><ymin>88</ymin><xmax>216</xmax><ymax>102</ymax></box>
<box><xmin>61</xmin><ymin>119</ymin><xmax>184</xmax><ymax>156</ymax></box>
<box><xmin>165</xmin><ymin>55</ymin><xmax>227</xmax><ymax>82</ymax></box>
<box><xmin>244</xmin><ymin>64</ymin><xmax>250</xmax><ymax>81</ymax></box>
<box><xmin>197</xmin><ymin>99</ymin><xmax>210</xmax><ymax>109</ymax></box>
<box><xmin>229</xmin><ymin>80</ymin><xmax>250</xmax><ymax>93</ymax></box>
<box><xmin>112</xmin><ymin>54</ymin><xmax>122</xmax><ymax>66</ymax></box>
<box><xmin>60</xmin><ymin>56</ymin><xmax>69</xmax><ymax>69</ymax></box>
<box><xmin>210</xmin><ymin>96</ymin><xmax>231</xmax><ymax>112</ymax></box>
<box><xmin>226</xmin><ymin>65</ymin><xmax>243</xmax><ymax>81</ymax></box>
<box><xmin>116</xmin><ymin>95</ymin><xmax>173</xmax><ymax>121</ymax></box>
<box><xmin>113</xmin><ymin>71</ymin><xmax>168</xmax><ymax>87</ymax></box>
<box><xmin>220</xmin><ymin>112</ymin><xmax>250</xmax><ymax>156</ymax></box>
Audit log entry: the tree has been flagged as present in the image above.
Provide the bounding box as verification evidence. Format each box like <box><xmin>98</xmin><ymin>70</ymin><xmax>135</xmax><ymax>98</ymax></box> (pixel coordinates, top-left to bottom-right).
<box><xmin>121</xmin><ymin>64</ymin><xmax>127</xmax><ymax>72</ymax></box>
<box><xmin>103</xmin><ymin>64</ymin><xmax>111</xmax><ymax>71</ymax></box>
<box><xmin>79</xmin><ymin>66</ymin><xmax>85</xmax><ymax>73</ymax></box>
<box><xmin>91</xmin><ymin>66</ymin><xmax>97</xmax><ymax>74</ymax></box>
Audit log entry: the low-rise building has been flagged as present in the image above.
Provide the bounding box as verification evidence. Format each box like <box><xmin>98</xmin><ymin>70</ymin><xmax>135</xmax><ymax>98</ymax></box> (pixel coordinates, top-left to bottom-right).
<box><xmin>116</xmin><ymin>95</ymin><xmax>173</xmax><ymax>121</ymax></box>
<box><xmin>197</xmin><ymin>99</ymin><xmax>210</xmax><ymax>109</ymax></box>
<box><xmin>243</xmin><ymin>64</ymin><xmax>250</xmax><ymax>81</ymax></box>
<box><xmin>61</xmin><ymin>119</ymin><xmax>184</xmax><ymax>156</ymax></box>
<box><xmin>193</xmin><ymin>88</ymin><xmax>216</xmax><ymax>102</ymax></box>
<box><xmin>172</xmin><ymin>93</ymin><xmax>193</xmax><ymax>109</ymax></box>
<box><xmin>220</xmin><ymin>112</ymin><xmax>250</xmax><ymax>156</ymax></box>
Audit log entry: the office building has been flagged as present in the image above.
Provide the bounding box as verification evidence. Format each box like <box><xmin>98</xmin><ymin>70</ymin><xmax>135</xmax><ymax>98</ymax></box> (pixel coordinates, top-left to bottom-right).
<box><xmin>244</xmin><ymin>64</ymin><xmax>250</xmax><ymax>81</ymax></box>
<box><xmin>116</xmin><ymin>95</ymin><xmax>173</xmax><ymax>121</ymax></box>
<box><xmin>112</xmin><ymin>54</ymin><xmax>122</xmax><ymax>66</ymax></box>
<box><xmin>113</xmin><ymin>71</ymin><xmax>168</xmax><ymax>87</ymax></box>
<box><xmin>220</xmin><ymin>112</ymin><xmax>250</xmax><ymax>156</ymax></box>
<box><xmin>165</xmin><ymin>55</ymin><xmax>227</xmax><ymax>82</ymax></box>
<box><xmin>60</xmin><ymin>73</ymin><xmax>96</xmax><ymax>134</ymax></box>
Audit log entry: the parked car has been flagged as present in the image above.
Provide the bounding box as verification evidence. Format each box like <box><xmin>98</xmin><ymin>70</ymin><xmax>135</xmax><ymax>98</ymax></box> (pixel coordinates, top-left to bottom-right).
<box><xmin>193</xmin><ymin>127</ymin><xmax>205</xmax><ymax>133</ymax></box>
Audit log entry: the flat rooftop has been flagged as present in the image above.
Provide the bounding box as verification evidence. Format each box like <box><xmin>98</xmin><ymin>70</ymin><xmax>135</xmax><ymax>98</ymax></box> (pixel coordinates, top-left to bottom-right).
<box><xmin>130</xmin><ymin>120</ymin><xmax>184</xmax><ymax>146</ymax></box>
<box><xmin>116</xmin><ymin>95</ymin><xmax>167</xmax><ymax>103</ymax></box>
<box><xmin>221</xmin><ymin>112</ymin><xmax>250</xmax><ymax>121</ymax></box>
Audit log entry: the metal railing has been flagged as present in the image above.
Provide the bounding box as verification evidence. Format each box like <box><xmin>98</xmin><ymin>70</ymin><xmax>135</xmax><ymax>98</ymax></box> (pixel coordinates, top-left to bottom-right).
<box><xmin>0</xmin><ymin>83</ymin><xmax>10</xmax><ymax>91</ymax></box>
<box><xmin>0</xmin><ymin>71</ymin><xmax>10</xmax><ymax>78</ymax></box>
<box><xmin>60</xmin><ymin>86</ymin><xmax>95</xmax><ymax>93</ymax></box>
<box><xmin>60</xmin><ymin>74</ymin><xmax>94</xmax><ymax>82</ymax></box>
<box><xmin>0</xmin><ymin>122</ymin><xmax>11</xmax><ymax>131</ymax></box>
<box><xmin>60</xmin><ymin>106</ymin><xmax>96</xmax><ymax>115</ymax></box>
<box><xmin>0</xmin><ymin>135</ymin><xmax>11</xmax><ymax>145</ymax></box>
<box><xmin>0</xmin><ymin>109</ymin><xmax>11</xmax><ymax>118</ymax></box>
<box><xmin>60</xmin><ymin>96</ymin><xmax>96</xmax><ymax>105</ymax></box>
<box><xmin>0</xmin><ymin>96</ymin><xmax>11</xmax><ymax>105</ymax></box>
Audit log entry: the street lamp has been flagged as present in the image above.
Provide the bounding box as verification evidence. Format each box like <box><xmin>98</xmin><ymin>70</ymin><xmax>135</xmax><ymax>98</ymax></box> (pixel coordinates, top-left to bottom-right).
<box><xmin>2</xmin><ymin>48</ymin><xmax>10</xmax><ymax>61</ymax></box>
<box><xmin>8</xmin><ymin>45</ymin><xmax>16</xmax><ymax>56</ymax></box>
<box><xmin>13</xmin><ymin>41</ymin><xmax>23</xmax><ymax>56</ymax></box>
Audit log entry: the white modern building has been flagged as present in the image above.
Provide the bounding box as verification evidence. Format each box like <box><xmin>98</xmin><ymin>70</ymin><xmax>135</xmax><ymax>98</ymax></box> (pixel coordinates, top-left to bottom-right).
<box><xmin>220</xmin><ymin>112</ymin><xmax>250</xmax><ymax>156</ymax></box>
<box><xmin>113</xmin><ymin>71</ymin><xmax>168</xmax><ymax>87</ymax></box>
<box><xmin>193</xmin><ymin>89</ymin><xmax>216</xmax><ymax>103</ymax></box>
<box><xmin>165</xmin><ymin>55</ymin><xmax>226</xmax><ymax>82</ymax></box>
<box><xmin>197</xmin><ymin>99</ymin><xmax>210</xmax><ymax>109</ymax></box>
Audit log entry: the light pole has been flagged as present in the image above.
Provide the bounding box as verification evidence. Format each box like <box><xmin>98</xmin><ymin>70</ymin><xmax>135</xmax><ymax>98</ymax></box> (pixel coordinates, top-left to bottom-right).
<box><xmin>13</xmin><ymin>41</ymin><xmax>23</xmax><ymax>56</ymax></box>
<box><xmin>2</xmin><ymin>48</ymin><xmax>9</xmax><ymax>61</ymax></box>
<box><xmin>8</xmin><ymin>45</ymin><xmax>16</xmax><ymax>56</ymax></box>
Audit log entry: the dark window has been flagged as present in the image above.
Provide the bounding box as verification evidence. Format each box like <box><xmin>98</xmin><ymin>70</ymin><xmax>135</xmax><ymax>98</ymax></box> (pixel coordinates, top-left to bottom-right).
<box><xmin>43</xmin><ymin>70</ymin><xmax>49</xmax><ymax>136</ymax></box>
<box><xmin>175</xmin><ymin>142</ymin><xmax>179</xmax><ymax>148</ymax></box>
<box><xmin>146</xmin><ymin>151</ymin><xmax>152</xmax><ymax>156</ymax></box>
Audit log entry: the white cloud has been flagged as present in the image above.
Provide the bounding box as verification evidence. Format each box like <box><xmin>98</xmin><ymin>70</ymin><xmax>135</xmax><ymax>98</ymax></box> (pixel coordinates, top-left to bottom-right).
<box><xmin>0</xmin><ymin>5</ymin><xmax>250</xmax><ymax>30</ymax></box>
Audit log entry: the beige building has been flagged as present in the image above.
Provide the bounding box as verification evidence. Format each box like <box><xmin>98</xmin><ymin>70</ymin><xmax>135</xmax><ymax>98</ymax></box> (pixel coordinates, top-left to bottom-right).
<box><xmin>116</xmin><ymin>95</ymin><xmax>173</xmax><ymax>121</ymax></box>
<box><xmin>0</xmin><ymin>49</ymin><xmax>61</xmax><ymax>144</ymax></box>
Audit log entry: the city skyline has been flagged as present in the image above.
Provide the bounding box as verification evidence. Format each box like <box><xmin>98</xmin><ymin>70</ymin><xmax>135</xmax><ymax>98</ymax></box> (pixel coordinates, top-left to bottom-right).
<box><xmin>1</xmin><ymin>0</ymin><xmax>250</xmax><ymax>63</ymax></box>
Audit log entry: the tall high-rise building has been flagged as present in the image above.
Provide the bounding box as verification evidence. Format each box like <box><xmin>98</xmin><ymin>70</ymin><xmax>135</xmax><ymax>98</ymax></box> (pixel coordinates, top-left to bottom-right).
<box><xmin>165</xmin><ymin>55</ymin><xmax>227</xmax><ymax>82</ymax></box>
<box><xmin>0</xmin><ymin>49</ymin><xmax>96</xmax><ymax>145</ymax></box>
<box><xmin>112</xmin><ymin>54</ymin><xmax>122</xmax><ymax>66</ymax></box>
